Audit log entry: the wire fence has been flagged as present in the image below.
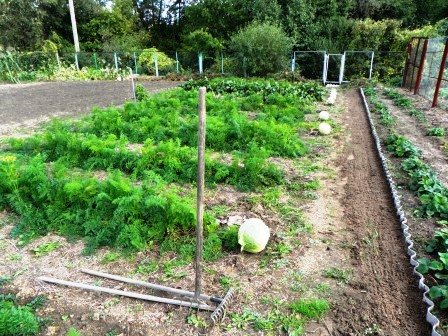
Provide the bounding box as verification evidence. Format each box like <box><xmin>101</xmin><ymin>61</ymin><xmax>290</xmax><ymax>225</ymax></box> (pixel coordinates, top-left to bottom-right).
<box><xmin>1</xmin><ymin>48</ymin><xmax>407</xmax><ymax>84</ymax></box>
<box><xmin>403</xmin><ymin>36</ymin><xmax>448</xmax><ymax>109</ymax></box>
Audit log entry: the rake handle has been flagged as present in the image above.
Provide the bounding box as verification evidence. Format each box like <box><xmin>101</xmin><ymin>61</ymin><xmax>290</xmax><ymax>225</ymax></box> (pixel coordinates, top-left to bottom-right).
<box><xmin>81</xmin><ymin>268</ymin><xmax>219</xmax><ymax>302</ymax></box>
<box><xmin>38</xmin><ymin>276</ymin><xmax>214</xmax><ymax>311</ymax></box>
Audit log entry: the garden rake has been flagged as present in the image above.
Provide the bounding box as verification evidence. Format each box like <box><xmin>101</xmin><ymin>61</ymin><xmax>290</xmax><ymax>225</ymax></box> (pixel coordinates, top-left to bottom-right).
<box><xmin>38</xmin><ymin>87</ymin><xmax>234</xmax><ymax>324</ymax></box>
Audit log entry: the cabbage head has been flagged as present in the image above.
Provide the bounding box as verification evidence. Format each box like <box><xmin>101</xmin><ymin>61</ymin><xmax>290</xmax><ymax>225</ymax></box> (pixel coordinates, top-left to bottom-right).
<box><xmin>238</xmin><ymin>218</ymin><xmax>270</xmax><ymax>253</ymax></box>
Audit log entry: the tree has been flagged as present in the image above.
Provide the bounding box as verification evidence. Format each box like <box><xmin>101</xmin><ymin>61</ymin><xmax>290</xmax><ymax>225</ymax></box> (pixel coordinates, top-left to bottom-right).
<box><xmin>253</xmin><ymin>0</ymin><xmax>282</xmax><ymax>23</ymax></box>
<box><xmin>182</xmin><ymin>29</ymin><xmax>222</xmax><ymax>55</ymax></box>
<box><xmin>230</xmin><ymin>21</ymin><xmax>294</xmax><ymax>76</ymax></box>
<box><xmin>0</xmin><ymin>0</ymin><xmax>42</xmax><ymax>50</ymax></box>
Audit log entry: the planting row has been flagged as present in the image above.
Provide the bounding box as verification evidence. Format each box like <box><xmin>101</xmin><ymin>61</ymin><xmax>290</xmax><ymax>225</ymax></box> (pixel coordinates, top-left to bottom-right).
<box><xmin>365</xmin><ymin>86</ymin><xmax>448</xmax><ymax>314</ymax></box>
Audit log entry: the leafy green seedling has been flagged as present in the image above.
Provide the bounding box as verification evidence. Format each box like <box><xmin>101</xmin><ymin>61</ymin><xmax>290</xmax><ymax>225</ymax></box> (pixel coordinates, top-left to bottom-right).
<box><xmin>32</xmin><ymin>241</ymin><xmax>59</xmax><ymax>257</ymax></box>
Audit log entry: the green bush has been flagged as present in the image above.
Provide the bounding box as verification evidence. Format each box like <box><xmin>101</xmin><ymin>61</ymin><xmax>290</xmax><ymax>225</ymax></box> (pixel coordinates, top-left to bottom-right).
<box><xmin>230</xmin><ymin>21</ymin><xmax>294</xmax><ymax>76</ymax></box>
<box><xmin>138</xmin><ymin>48</ymin><xmax>176</xmax><ymax>75</ymax></box>
<box><xmin>0</xmin><ymin>301</ymin><xmax>39</xmax><ymax>336</ymax></box>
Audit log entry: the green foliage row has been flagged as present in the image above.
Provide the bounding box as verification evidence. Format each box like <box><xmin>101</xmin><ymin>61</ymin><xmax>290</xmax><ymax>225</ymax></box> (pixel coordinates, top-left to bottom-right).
<box><xmin>364</xmin><ymin>87</ymin><xmax>396</xmax><ymax>126</ymax></box>
<box><xmin>384</xmin><ymin>88</ymin><xmax>413</xmax><ymax>108</ymax></box>
<box><xmin>386</xmin><ymin>132</ymin><xmax>447</xmax><ymax>219</ymax></box>
<box><xmin>180</xmin><ymin>77</ymin><xmax>325</xmax><ymax>102</ymax></box>
<box><xmin>386</xmin><ymin>131</ymin><xmax>448</xmax><ymax>310</ymax></box>
<box><xmin>0</xmin><ymin>154</ymin><xmax>224</xmax><ymax>255</ymax></box>
<box><xmin>0</xmin><ymin>286</ymin><xmax>46</xmax><ymax>336</ymax></box>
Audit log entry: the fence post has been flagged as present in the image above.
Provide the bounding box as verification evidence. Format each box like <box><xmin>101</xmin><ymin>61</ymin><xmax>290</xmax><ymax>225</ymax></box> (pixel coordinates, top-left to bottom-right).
<box><xmin>175</xmin><ymin>51</ymin><xmax>179</xmax><ymax>73</ymax></box>
<box><xmin>339</xmin><ymin>52</ymin><xmax>346</xmax><ymax>84</ymax></box>
<box><xmin>409</xmin><ymin>38</ymin><xmax>422</xmax><ymax>92</ymax></box>
<box><xmin>432</xmin><ymin>38</ymin><xmax>448</xmax><ymax>108</ymax></box>
<box><xmin>369</xmin><ymin>51</ymin><xmax>374</xmax><ymax>80</ymax></box>
<box><xmin>55</xmin><ymin>52</ymin><xmax>61</xmax><ymax>70</ymax></box>
<box><xmin>243</xmin><ymin>57</ymin><xmax>247</xmax><ymax>78</ymax></box>
<box><xmin>74</xmin><ymin>52</ymin><xmax>79</xmax><ymax>70</ymax></box>
<box><xmin>114</xmin><ymin>52</ymin><xmax>119</xmax><ymax>73</ymax></box>
<box><xmin>133</xmin><ymin>51</ymin><xmax>138</xmax><ymax>74</ymax></box>
<box><xmin>93</xmin><ymin>53</ymin><xmax>98</xmax><ymax>70</ymax></box>
<box><xmin>221</xmin><ymin>52</ymin><xmax>224</xmax><ymax>74</ymax></box>
<box><xmin>198</xmin><ymin>52</ymin><xmax>203</xmax><ymax>74</ymax></box>
<box><xmin>322</xmin><ymin>53</ymin><xmax>328</xmax><ymax>84</ymax></box>
<box><xmin>154</xmin><ymin>51</ymin><xmax>159</xmax><ymax>77</ymax></box>
<box><xmin>402</xmin><ymin>42</ymin><xmax>412</xmax><ymax>88</ymax></box>
<box><xmin>414</xmin><ymin>39</ymin><xmax>428</xmax><ymax>95</ymax></box>
<box><xmin>291</xmin><ymin>52</ymin><xmax>295</xmax><ymax>72</ymax></box>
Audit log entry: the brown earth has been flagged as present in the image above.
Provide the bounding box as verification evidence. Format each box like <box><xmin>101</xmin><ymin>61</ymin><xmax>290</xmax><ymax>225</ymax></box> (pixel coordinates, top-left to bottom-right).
<box><xmin>324</xmin><ymin>89</ymin><xmax>430</xmax><ymax>335</ymax></box>
<box><xmin>0</xmin><ymin>80</ymin><xmax>181</xmax><ymax>137</ymax></box>
<box><xmin>0</xmin><ymin>83</ymin><xmax>433</xmax><ymax>335</ymax></box>
<box><xmin>308</xmin><ymin>90</ymin><xmax>430</xmax><ymax>336</ymax></box>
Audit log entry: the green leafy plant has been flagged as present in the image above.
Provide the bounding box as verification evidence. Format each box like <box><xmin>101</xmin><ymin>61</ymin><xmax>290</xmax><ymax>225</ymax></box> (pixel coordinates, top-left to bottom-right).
<box><xmin>289</xmin><ymin>298</ymin><xmax>329</xmax><ymax>319</ymax></box>
<box><xmin>386</xmin><ymin>132</ymin><xmax>422</xmax><ymax>158</ymax></box>
<box><xmin>32</xmin><ymin>241</ymin><xmax>59</xmax><ymax>257</ymax></box>
<box><xmin>323</xmin><ymin>267</ymin><xmax>351</xmax><ymax>284</ymax></box>
<box><xmin>427</xmin><ymin>127</ymin><xmax>445</xmax><ymax>137</ymax></box>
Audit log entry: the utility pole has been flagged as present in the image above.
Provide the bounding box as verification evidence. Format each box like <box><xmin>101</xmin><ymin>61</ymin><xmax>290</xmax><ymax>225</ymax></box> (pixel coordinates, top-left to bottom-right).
<box><xmin>68</xmin><ymin>0</ymin><xmax>80</xmax><ymax>69</ymax></box>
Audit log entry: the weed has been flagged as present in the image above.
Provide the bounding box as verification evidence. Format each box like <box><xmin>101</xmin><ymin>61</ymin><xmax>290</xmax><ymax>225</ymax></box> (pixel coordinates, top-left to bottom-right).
<box><xmin>101</xmin><ymin>251</ymin><xmax>120</xmax><ymax>263</ymax></box>
<box><xmin>32</xmin><ymin>241</ymin><xmax>59</xmax><ymax>257</ymax></box>
<box><xmin>323</xmin><ymin>267</ymin><xmax>351</xmax><ymax>284</ymax></box>
<box><xmin>289</xmin><ymin>298</ymin><xmax>330</xmax><ymax>319</ymax></box>
<box><xmin>219</xmin><ymin>275</ymin><xmax>239</xmax><ymax>291</ymax></box>
<box><xmin>364</xmin><ymin>323</ymin><xmax>382</xmax><ymax>335</ymax></box>
<box><xmin>408</xmin><ymin>108</ymin><xmax>426</xmax><ymax>122</ymax></box>
<box><xmin>187</xmin><ymin>314</ymin><xmax>208</xmax><ymax>328</ymax></box>
<box><xmin>226</xmin><ymin>308</ymin><xmax>257</xmax><ymax>330</ymax></box>
<box><xmin>67</xmin><ymin>327</ymin><xmax>82</xmax><ymax>336</ymax></box>
<box><xmin>9</xmin><ymin>254</ymin><xmax>22</xmax><ymax>261</ymax></box>
<box><xmin>313</xmin><ymin>283</ymin><xmax>331</xmax><ymax>294</ymax></box>
<box><xmin>209</xmin><ymin>204</ymin><xmax>230</xmax><ymax>217</ymax></box>
<box><xmin>427</xmin><ymin>127</ymin><xmax>445</xmax><ymax>137</ymax></box>
<box><xmin>105</xmin><ymin>330</ymin><xmax>120</xmax><ymax>336</ymax></box>
<box><xmin>101</xmin><ymin>298</ymin><xmax>121</xmax><ymax>309</ymax></box>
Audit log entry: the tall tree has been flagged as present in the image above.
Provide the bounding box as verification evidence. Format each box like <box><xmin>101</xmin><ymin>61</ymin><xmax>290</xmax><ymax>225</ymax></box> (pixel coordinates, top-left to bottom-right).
<box><xmin>0</xmin><ymin>0</ymin><xmax>42</xmax><ymax>50</ymax></box>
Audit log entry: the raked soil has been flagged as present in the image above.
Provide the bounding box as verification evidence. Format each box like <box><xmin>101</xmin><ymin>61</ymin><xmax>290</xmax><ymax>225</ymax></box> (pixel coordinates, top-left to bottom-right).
<box><xmin>0</xmin><ymin>80</ymin><xmax>181</xmax><ymax>137</ymax></box>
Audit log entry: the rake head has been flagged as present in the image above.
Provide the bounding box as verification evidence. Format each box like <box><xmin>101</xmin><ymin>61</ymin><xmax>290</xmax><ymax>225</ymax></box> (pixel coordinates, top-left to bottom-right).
<box><xmin>210</xmin><ymin>287</ymin><xmax>235</xmax><ymax>325</ymax></box>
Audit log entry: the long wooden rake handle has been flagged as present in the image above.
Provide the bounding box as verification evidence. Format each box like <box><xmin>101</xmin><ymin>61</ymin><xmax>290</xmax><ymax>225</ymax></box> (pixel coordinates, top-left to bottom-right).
<box><xmin>80</xmin><ymin>268</ymin><xmax>222</xmax><ymax>303</ymax></box>
<box><xmin>38</xmin><ymin>276</ymin><xmax>214</xmax><ymax>311</ymax></box>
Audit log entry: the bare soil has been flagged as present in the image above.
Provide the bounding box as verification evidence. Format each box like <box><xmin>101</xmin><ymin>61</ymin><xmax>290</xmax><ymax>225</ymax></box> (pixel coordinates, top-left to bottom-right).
<box><xmin>0</xmin><ymin>80</ymin><xmax>181</xmax><ymax>137</ymax></box>
<box><xmin>0</xmin><ymin>83</ymin><xmax>433</xmax><ymax>335</ymax></box>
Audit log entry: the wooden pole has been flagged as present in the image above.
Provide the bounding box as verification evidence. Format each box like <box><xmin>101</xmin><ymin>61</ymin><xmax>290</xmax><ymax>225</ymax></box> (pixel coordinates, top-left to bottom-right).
<box><xmin>410</xmin><ymin>38</ymin><xmax>421</xmax><ymax>92</ymax></box>
<box><xmin>432</xmin><ymin>38</ymin><xmax>448</xmax><ymax>108</ymax></box>
<box><xmin>414</xmin><ymin>39</ymin><xmax>428</xmax><ymax>95</ymax></box>
<box><xmin>194</xmin><ymin>87</ymin><xmax>206</xmax><ymax>300</ymax></box>
<box><xmin>402</xmin><ymin>42</ymin><xmax>412</xmax><ymax>88</ymax></box>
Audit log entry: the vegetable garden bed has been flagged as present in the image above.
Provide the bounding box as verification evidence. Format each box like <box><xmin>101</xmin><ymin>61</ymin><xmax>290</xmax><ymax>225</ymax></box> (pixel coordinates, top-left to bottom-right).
<box><xmin>0</xmin><ymin>78</ymin><xmax>340</xmax><ymax>335</ymax></box>
<box><xmin>364</xmin><ymin>85</ymin><xmax>448</xmax><ymax>334</ymax></box>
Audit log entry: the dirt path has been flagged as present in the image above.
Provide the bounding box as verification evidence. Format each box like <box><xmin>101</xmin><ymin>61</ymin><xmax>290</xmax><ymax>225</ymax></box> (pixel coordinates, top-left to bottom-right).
<box><xmin>0</xmin><ymin>80</ymin><xmax>181</xmax><ymax>137</ymax></box>
<box><xmin>325</xmin><ymin>89</ymin><xmax>429</xmax><ymax>335</ymax></box>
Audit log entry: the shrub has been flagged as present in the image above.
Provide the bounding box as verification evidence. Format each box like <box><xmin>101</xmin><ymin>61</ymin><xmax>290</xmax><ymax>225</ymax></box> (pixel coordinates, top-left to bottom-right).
<box><xmin>138</xmin><ymin>48</ymin><xmax>176</xmax><ymax>75</ymax></box>
<box><xmin>230</xmin><ymin>21</ymin><xmax>294</xmax><ymax>76</ymax></box>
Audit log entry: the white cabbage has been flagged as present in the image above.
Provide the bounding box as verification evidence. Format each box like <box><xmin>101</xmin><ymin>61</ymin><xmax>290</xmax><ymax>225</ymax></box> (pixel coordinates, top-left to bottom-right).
<box><xmin>319</xmin><ymin>122</ymin><xmax>332</xmax><ymax>135</ymax></box>
<box><xmin>318</xmin><ymin>111</ymin><xmax>330</xmax><ymax>120</ymax></box>
<box><xmin>238</xmin><ymin>218</ymin><xmax>270</xmax><ymax>253</ymax></box>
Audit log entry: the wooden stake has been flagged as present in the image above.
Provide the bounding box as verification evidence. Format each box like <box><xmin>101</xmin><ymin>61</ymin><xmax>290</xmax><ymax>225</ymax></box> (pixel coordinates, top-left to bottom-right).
<box><xmin>195</xmin><ymin>87</ymin><xmax>206</xmax><ymax>300</ymax></box>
